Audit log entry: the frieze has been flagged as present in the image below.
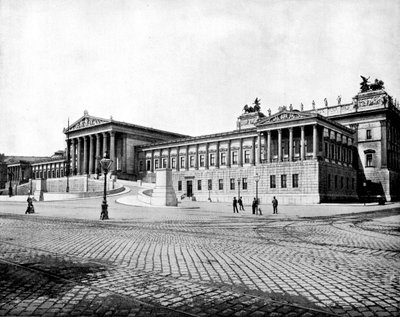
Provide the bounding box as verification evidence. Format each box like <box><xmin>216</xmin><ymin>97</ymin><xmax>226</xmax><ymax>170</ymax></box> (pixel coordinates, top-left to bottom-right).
<box><xmin>258</xmin><ymin>111</ymin><xmax>311</xmax><ymax>124</ymax></box>
<box><xmin>68</xmin><ymin>116</ymin><xmax>108</xmax><ymax>132</ymax></box>
<box><xmin>358</xmin><ymin>95</ymin><xmax>387</xmax><ymax>108</ymax></box>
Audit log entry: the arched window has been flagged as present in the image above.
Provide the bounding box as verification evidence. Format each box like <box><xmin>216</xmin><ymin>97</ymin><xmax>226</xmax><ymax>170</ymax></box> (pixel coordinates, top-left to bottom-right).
<box><xmin>364</xmin><ymin>149</ymin><xmax>375</xmax><ymax>167</ymax></box>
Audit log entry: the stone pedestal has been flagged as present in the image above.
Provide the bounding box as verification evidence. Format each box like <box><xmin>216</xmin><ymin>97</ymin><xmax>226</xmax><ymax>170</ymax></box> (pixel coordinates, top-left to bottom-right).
<box><xmin>151</xmin><ymin>169</ymin><xmax>177</xmax><ymax>206</ymax></box>
<box><xmin>34</xmin><ymin>179</ymin><xmax>46</xmax><ymax>201</ymax></box>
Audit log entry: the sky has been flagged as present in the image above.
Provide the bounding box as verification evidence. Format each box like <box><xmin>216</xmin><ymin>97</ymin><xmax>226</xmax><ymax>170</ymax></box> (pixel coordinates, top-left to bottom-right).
<box><xmin>1</xmin><ymin>0</ymin><xmax>399</xmax><ymax>156</ymax></box>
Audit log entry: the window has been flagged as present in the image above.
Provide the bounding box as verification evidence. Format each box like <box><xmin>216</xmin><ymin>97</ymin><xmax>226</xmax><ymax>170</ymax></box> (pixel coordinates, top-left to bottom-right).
<box><xmin>220</xmin><ymin>153</ymin><xmax>226</xmax><ymax>165</ymax></box>
<box><xmin>232</xmin><ymin>152</ymin><xmax>238</xmax><ymax>165</ymax></box>
<box><xmin>366</xmin><ymin>154</ymin><xmax>373</xmax><ymax>167</ymax></box>
<box><xmin>230</xmin><ymin>178</ymin><xmax>235</xmax><ymax>190</ymax></box>
<box><xmin>270</xmin><ymin>175</ymin><xmax>276</xmax><ymax>188</ymax></box>
<box><xmin>208</xmin><ymin>179</ymin><xmax>212</xmax><ymax>190</ymax></box>
<box><xmin>154</xmin><ymin>159</ymin><xmax>159</xmax><ymax>170</ymax></box>
<box><xmin>281</xmin><ymin>174</ymin><xmax>287</xmax><ymax>188</ymax></box>
<box><xmin>139</xmin><ymin>160</ymin><xmax>144</xmax><ymax>172</ymax></box>
<box><xmin>209</xmin><ymin>154</ymin><xmax>215</xmax><ymax>166</ymax></box>
<box><xmin>346</xmin><ymin>177</ymin><xmax>349</xmax><ymax>189</ymax></box>
<box><xmin>219</xmin><ymin>179</ymin><xmax>224</xmax><ymax>190</ymax></box>
<box><xmin>162</xmin><ymin>158</ymin><xmax>167</xmax><ymax>168</ymax></box>
<box><xmin>171</xmin><ymin>157</ymin><xmax>176</xmax><ymax>169</ymax></box>
<box><xmin>366</xmin><ymin>129</ymin><xmax>372</xmax><ymax>140</ymax></box>
<box><xmin>341</xmin><ymin>176</ymin><xmax>344</xmax><ymax>189</ymax></box>
<box><xmin>242</xmin><ymin>178</ymin><xmax>248</xmax><ymax>190</ymax></box>
<box><xmin>180</xmin><ymin>157</ymin><xmax>185</xmax><ymax>169</ymax></box>
<box><xmin>189</xmin><ymin>156</ymin><xmax>195</xmax><ymax>168</ymax></box>
<box><xmin>292</xmin><ymin>174</ymin><xmax>299</xmax><ymax>188</ymax></box>
<box><xmin>199</xmin><ymin>155</ymin><xmax>205</xmax><ymax>167</ymax></box>
<box><xmin>328</xmin><ymin>174</ymin><xmax>331</xmax><ymax>189</ymax></box>
<box><xmin>244</xmin><ymin>150</ymin><xmax>250</xmax><ymax>164</ymax></box>
<box><xmin>197</xmin><ymin>180</ymin><xmax>202</xmax><ymax>190</ymax></box>
<box><xmin>146</xmin><ymin>160</ymin><xmax>151</xmax><ymax>171</ymax></box>
<box><xmin>178</xmin><ymin>181</ymin><xmax>182</xmax><ymax>191</ymax></box>
<box><xmin>335</xmin><ymin>175</ymin><xmax>338</xmax><ymax>189</ymax></box>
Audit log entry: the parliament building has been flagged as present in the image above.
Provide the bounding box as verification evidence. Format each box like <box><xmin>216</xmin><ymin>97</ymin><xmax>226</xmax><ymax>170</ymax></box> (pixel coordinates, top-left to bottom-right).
<box><xmin>6</xmin><ymin>81</ymin><xmax>400</xmax><ymax>204</ymax></box>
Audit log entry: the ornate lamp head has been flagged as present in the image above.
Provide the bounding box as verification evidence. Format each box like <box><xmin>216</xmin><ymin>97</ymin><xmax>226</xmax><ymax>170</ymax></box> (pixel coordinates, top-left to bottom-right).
<box><xmin>100</xmin><ymin>152</ymin><xmax>113</xmax><ymax>173</ymax></box>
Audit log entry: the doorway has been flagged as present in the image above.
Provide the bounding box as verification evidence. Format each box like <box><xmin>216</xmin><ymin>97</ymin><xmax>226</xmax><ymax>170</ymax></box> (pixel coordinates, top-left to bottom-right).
<box><xmin>186</xmin><ymin>180</ymin><xmax>193</xmax><ymax>197</ymax></box>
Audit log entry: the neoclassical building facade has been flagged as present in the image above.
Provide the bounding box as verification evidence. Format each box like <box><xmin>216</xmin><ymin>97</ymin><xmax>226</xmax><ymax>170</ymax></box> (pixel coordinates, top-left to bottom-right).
<box><xmin>5</xmin><ymin>83</ymin><xmax>400</xmax><ymax>204</ymax></box>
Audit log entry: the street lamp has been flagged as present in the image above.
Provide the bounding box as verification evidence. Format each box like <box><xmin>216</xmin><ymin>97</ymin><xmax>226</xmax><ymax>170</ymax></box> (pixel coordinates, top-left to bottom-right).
<box><xmin>255</xmin><ymin>173</ymin><xmax>260</xmax><ymax>203</ymax></box>
<box><xmin>66</xmin><ymin>118</ymin><xmax>70</xmax><ymax>193</ymax></box>
<box><xmin>8</xmin><ymin>172</ymin><xmax>13</xmax><ymax>197</ymax></box>
<box><xmin>237</xmin><ymin>177</ymin><xmax>241</xmax><ymax>199</ymax></box>
<box><xmin>99</xmin><ymin>152</ymin><xmax>113</xmax><ymax>220</ymax></box>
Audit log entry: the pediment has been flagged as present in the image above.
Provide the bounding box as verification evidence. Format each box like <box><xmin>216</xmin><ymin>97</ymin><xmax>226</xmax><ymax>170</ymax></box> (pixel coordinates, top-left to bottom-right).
<box><xmin>66</xmin><ymin>111</ymin><xmax>110</xmax><ymax>132</ymax></box>
<box><xmin>256</xmin><ymin>111</ymin><xmax>313</xmax><ymax>125</ymax></box>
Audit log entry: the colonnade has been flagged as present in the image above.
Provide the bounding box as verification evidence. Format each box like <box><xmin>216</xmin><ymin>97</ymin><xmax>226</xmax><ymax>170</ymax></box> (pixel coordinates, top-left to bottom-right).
<box><xmin>68</xmin><ymin>131</ymin><xmax>116</xmax><ymax>175</ymax></box>
<box><xmin>32</xmin><ymin>161</ymin><xmax>67</xmax><ymax>179</ymax></box>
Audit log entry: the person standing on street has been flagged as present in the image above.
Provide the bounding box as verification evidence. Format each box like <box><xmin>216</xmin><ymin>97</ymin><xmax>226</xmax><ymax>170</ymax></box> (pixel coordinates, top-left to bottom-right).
<box><xmin>25</xmin><ymin>195</ymin><xmax>34</xmax><ymax>214</ymax></box>
<box><xmin>272</xmin><ymin>196</ymin><xmax>278</xmax><ymax>214</ymax></box>
<box><xmin>238</xmin><ymin>197</ymin><xmax>245</xmax><ymax>211</ymax></box>
<box><xmin>233</xmin><ymin>197</ymin><xmax>239</xmax><ymax>213</ymax></box>
<box><xmin>252</xmin><ymin>197</ymin><xmax>258</xmax><ymax>215</ymax></box>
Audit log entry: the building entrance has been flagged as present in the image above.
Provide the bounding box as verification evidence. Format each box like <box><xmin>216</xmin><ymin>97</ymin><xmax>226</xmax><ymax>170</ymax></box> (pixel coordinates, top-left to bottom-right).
<box><xmin>186</xmin><ymin>180</ymin><xmax>193</xmax><ymax>197</ymax></box>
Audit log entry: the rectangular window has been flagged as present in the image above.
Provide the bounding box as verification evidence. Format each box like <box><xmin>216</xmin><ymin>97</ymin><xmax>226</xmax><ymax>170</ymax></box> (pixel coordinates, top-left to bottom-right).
<box><xmin>292</xmin><ymin>174</ymin><xmax>299</xmax><ymax>188</ymax></box>
<box><xmin>242</xmin><ymin>178</ymin><xmax>248</xmax><ymax>190</ymax></box>
<box><xmin>341</xmin><ymin>176</ymin><xmax>344</xmax><ymax>189</ymax></box>
<box><xmin>146</xmin><ymin>160</ymin><xmax>151</xmax><ymax>171</ymax></box>
<box><xmin>208</xmin><ymin>179</ymin><xmax>212</xmax><ymax>190</ymax></box>
<box><xmin>154</xmin><ymin>159</ymin><xmax>159</xmax><ymax>169</ymax></box>
<box><xmin>209</xmin><ymin>153</ymin><xmax>215</xmax><ymax>166</ymax></box>
<box><xmin>199</xmin><ymin>155</ymin><xmax>205</xmax><ymax>167</ymax></box>
<box><xmin>346</xmin><ymin>177</ymin><xmax>349</xmax><ymax>189</ymax></box>
<box><xmin>162</xmin><ymin>158</ymin><xmax>167</xmax><ymax>168</ymax></box>
<box><xmin>189</xmin><ymin>155</ymin><xmax>195</xmax><ymax>168</ymax></box>
<box><xmin>197</xmin><ymin>180</ymin><xmax>202</xmax><ymax>191</ymax></box>
<box><xmin>180</xmin><ymin>157</ymin><xmax>185</xmax><ymax>168</ymax></box>
<box><xmin>328</xmin><ymin>174</ymin><xmax>331</xmax><ymax>189</ymax></box>
<box><xmin>171</xmin><ymin>157</ymin><xmax>176</xmax><ymax>169</ymax></box>
<box><xmin>139</xmin><ymin>160</ymin><xmax>144</xmax><ymax>172</ymax></box>
<box><xmin>270</xmin><ymin>175</ymin><xmax>276</xmax><ymax>188</ymax></box>
<box><xmin>232</xmin><ymin>152</ymin><xmax>238</xmax><ymax>165</ymax></box>
<box><xmin>281</xmin><ymin>174</ymin><xmax>287</xmax><ymax>188</ymax></box>
<box><xmin>335</xmin><ymin>175</ymin><xmax>338</xmax><ymax>189</ymax></box>
<box><xmin>366</xmin><ymin>154</ymin><xmax>373</xmax><ymax>167</ymax></box>
<box><xmin>230</xmin><ymin>178</ymin><xmax>235</xmax><ymax>190</ymax></box>
<box><xmin>220</xmin><ymin>153</ymin><xmax>226</xmax><ymax>165</ymax></box>
<box><xmin>178</xmin><ymin>181</ymin><xmax>182</xmax><ymax>191</ymax></box>
<box><xmin>219</xmin><ymin>179</ymin><xmax>223</xmax><ymax>190</ymax></box>
<box><xmin>244</xmin><ymin>150</ymin><xmax>250</xmax><ymax>164</ymax></box>
<box><xmin>366</xmin><ymin>129</ymin><xmax>372</xmax><ymax>140</ymax></box>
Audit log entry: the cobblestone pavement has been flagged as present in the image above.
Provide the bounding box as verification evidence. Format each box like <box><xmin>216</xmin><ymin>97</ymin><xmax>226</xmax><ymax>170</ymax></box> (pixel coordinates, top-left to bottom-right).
<box><xmin>0</xmin><ymin>202</ymin><xmax>399</xmax><ymax>316</ymax></box>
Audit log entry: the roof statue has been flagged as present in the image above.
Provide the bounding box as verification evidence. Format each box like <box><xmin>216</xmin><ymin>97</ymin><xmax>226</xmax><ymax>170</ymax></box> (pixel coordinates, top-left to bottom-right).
<box><xmin>300</xmin><ymin>103</ymin><xmax>304</xmax><ymax>111</ymax></box>
<box><xmin>324</xmin><ymin>98</ymin><xmax>328</xmax><ymax>107</ymax></box>
<box><xmin>337</xmin><ymin>95</ymin><xmax>341</xmax><ymax>105</ymax></box>
<box><xmin>243</xmin><ymin>98</ymin><xmax>261</xmax><ymax>113</ymax></box>
<box><xmin>360</xmin><ymin>75</ymin><xmax>385</xmax><ymax>92</ymax></box>
<box><xmin>312</xmin><ymin>100</ymin><xmax>315</xmax><ymax>110</ymax></box>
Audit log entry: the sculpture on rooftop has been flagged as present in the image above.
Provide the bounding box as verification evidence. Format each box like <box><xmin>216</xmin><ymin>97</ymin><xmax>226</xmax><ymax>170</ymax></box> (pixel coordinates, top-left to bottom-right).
<box><xmin>337</xmin><ymin>95</ymin><xmax>342</xmax><ymax>105</ymax></box>
<box><xmin>360</xmin><ymin>75</ymin><xmax>385</xmax><ymax>92</ymax></box>
<box><xmin>243</xmin><ymin>98</ymin><xmax>262</xmax><ymax>113</ymax></box>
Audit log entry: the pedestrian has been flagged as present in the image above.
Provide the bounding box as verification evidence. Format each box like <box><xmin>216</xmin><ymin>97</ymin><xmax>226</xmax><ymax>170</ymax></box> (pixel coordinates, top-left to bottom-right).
<box><xmin>252</xmin><ymin>197</ymin><xmax>258</xmax><ymax>215</ymax></box>
<box><xmin>272</xmin><ymin>196</ymin><xmax>278</xmax><ymax>214</ymax></box>
<box><xmin>25</xmin><ymin>195</ymin><xmax>34</xmax><ymax>214</ymax></box>
<box><xmin>233</xmin><ymin>197</ymin><xmax>239</xmax><ymax>213</ymax></box>
<box><xmin>238</xmin><ymin>196</ymin><xmax>245</xmax><ymax>211</ymax></box>
<box><xmin>258</xmin><ymin>199</ymin><xmax>263</xmax><ymax>215</ymax></box>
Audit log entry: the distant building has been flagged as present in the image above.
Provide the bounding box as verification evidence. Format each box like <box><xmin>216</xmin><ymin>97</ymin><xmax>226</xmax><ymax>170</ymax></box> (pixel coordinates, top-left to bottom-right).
<box><xmin>6</xmin><ymin>81</ymin><xmax>400</xmax><ymax>203</ymax></box>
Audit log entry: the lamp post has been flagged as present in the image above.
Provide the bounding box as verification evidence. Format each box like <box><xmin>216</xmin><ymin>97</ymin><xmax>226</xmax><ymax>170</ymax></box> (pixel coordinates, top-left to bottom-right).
<box><xmin>66</xmin><ymin>118</ymin><xmax>70</xmax><ymax>193</ymax></box>
<box><xmin>255</xmin><ymin>173</ymin><xmax>260</xmax><ymax>204</ymax></box>
<box><xmin>8</xmin><ymin>172</ymin><xmax>13</xmax><ymax>197</ymax></box>
<box><xmin>237</xmin><ymin>177</ymin><xmax>241</xmax><ymax>199</ymax></box>
<box><xmin>99</xmin><ymin>152</ymin><xmax>113</xmax><ymax>220</ymax></box>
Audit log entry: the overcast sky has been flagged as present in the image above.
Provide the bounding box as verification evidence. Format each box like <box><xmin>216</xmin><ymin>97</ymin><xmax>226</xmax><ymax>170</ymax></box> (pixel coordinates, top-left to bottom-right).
<box><xmin>1</xmin><ymin>0</ymin><xmax>399</xmax><ymax>156</ymax></box>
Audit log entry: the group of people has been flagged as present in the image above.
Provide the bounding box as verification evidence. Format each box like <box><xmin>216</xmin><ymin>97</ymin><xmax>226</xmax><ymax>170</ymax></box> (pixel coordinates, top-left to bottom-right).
<box><xmin>233</xmin><ymin>196</ymin><xmax>278</xmax><ymax>214</ymax></box>
<box><xmin>25</xmin><ymin>196</ymin><xmax>35</xmax><ymax>214</ymax></box>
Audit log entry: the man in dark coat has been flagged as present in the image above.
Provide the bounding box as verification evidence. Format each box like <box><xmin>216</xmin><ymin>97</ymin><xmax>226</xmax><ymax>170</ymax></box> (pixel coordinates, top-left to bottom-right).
<box><xmin>233</xmin><ymin>197</ymin><xmax>239</xmax><ymax>213</ymax></box>
<box><xmin>272</xmin><ymin>196</ymin><xmax>278</xmax><ymax>214</ymax></box>
<box><xmin>238</xmin><ymin>197</ymin><xmax>245</xmax><ymax>211</ymax></box>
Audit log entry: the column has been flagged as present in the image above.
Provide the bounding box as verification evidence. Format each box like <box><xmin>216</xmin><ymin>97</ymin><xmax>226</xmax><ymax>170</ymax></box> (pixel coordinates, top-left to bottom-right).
<box><xmin>110</xmin><ymin>131</ymin><xmax>115</xmax><ymax>172</ymax></box>
<box><xmin>95</xmin><ymin>134</ymin><xmax>101</xmax><ymax>173</ymax></box>
<box><xmin>278</xmin><ymin>129</ymin><xmax>282</xmax><ymax>161</ymax></box>
<box><xmin>168</xmin><ymin>148</ymin><xmax>171</xmax><ymax>169</ymax></box>
<box><xmin>186</xmin><ymin>145</ymin><xmax>189</xmax><ymax>170</ymax></box>
<box><xmin>71</xmin><ymin>139</ymin><xmax>76</xmax><ymax>175</ymax></box>
<box><xmin>380</xmin><ymin>120</ymin><xmax>387</xmax><ymax>167</ymax></box>
<box><xmin>216</xmin><ymin>142</ymin><xmax>220</xmax><ymax>168</ymax></box>
<box><xmin>205</xmin><ymin>143</ymin><xmax>209</xmax><ymax>169</ymax></box>
<box><xmin>313</xmin><ymin>124</ymin><xmax>318</xmax><ymax>159</ymax></box>
<box><xmin>300</xmin><ymin>126</ymin><xmax>305</xmax><ymax>161</ymax></box>
<box><xmin>83</xmin><ymin>136</ymin><xmax>88</xmax><ymax>174</ymax></box>
<box><xmin>267</xmin><ymin>131</ymin><xmax>271</xmax><ymax>163</ymax></box>
<box><xmin>195</xmin><ymin>144</ymin><xmax>199</xmax><ymax>169</ymax></box>
<box><xmin>77</xmin><ymin>137</ymin><xmax>82</xmax><ymax>174</ymax></box>
<box><xmin>257</xmin><ymin>133</ymin><xmax>262</xmax><ymax>164</ymax></box>
<box><xmin>176</xmin><ymin>147</ymin><xmax>180</xmax><ymax>171</ymax></box>
<box><xmin>151</xmin><ymin>150</ymin><xmax>154</xmax><ymax>172</ymax></box>
<box><xmin>227</xmin><ymin>140</ymin><xmax>231</xmax><ymax>168</ymax></box>
<box><xmin>252</xmin><ymin>136</ymin><xmax>256</xmax><ymax>165</ymax></box>
<box><xmin>238</xmin><ymin>139</ymin><xmax>243</xmax><ymax>167</ymax></box>
<box><xmin>89</xmin><ymin>135</ymin><xmax>94</xmax><ymax>174</ymax></box>
<box><xmin>102</xmin><ymin>132</ymin><xmax>108</xmax><ymax>157</ymax></box>
<box><xmin>289</xmin><ymin>128</ymin><xmax>293</xmax><ymax>161</ymax></box>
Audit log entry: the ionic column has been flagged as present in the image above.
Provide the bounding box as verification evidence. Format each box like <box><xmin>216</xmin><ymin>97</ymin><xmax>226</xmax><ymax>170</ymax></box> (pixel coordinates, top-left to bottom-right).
<box><xmin>110</xmin><ymin>131</ymin><xmax>115</xmax><ymax>172</ymax></box>
<box><xmin>289</xmin><ymin>128</ymin><xmax>293</xmax><ymax>161</ymax></box>
<box><xmin>300</xmin><ymin>126</ymin><xmax>305</xmax><ymax>161</ymax></box>
<box><xmin>176</xmin><ymin>147</ymin><xmax>180</xmax><ymax>171</ymax></box>
<box><xmin>227</xmin><ymin>140</ymin><xmax>231</xmax><ymax>168</ymax></box>
<box><xmin>83</xmin><ymin>136</ymin><xmax>88</xmax><ymax>174</ymax></box>
<box><xmin>252</xmin><ymin>136</ymin><xmax>256</xmax><ymax>165</ymax></box>
<box><xmin>71</xmin><ymin>139</ymin><xmax>76</xmax><ymax>175</ymax></box>
<box><xmin>151</xmin><ymin>150</ymin><xmax>154</xmax><ymax>172</ymax></box>
<box><xmin>95</xmin><ymin>134</ymin><xmax>101</xmax><ymax>173</ymax></box>
<box><xmin>238</xmin><ymin>139</ymin><xmax>243</xmax><ymax>167</ymax></box>
<box><xmin>216</xmin><ymin>142</ymin><xmax>220</xmax><ymax>168</ymax></box>
<box><xmin>267</xmin><ymin>131</ymin><xmax>271</xmax><ymax>163</ymax></box>
<box><xmin>313</xmin><ymin>124</ymin><xmax>318</xmax><ymax>159</ymax></box>
<box><xmin>380</xmin><ymin>120</ymin><xmax>387</xmax><ymax>167</ymax></box>
<box><xmin>278</xmin><ymin>129</ymin><xmax>282</xmax><ymax>161</ymax></box>
<box><xmin>257</xmin><ymin>133</ymin><xmax>262</xmax><ymax>164</ymax></box>
<box><xmin>77</xmin><ymin>137</ymin><xmax>82</xmax><ymax>174</ymax></box>
<box><xmin>89</xmin><ymin>135</ymin><xmax>94</xmax><ymax>174</ymax></box>
<box><xmin>195</xmin><ymin>144</ymin><xmax>199</xmax><ymax>169</ymax></box>
<box><xmin>186</xmin><ymin>145</ymin><xmax>189</xmax><ymax>170</ymax></box>
<box><xmin>205</xmin><ymin>143</ymin><xmax>209</xmax><ymax>169</ymax></box>
<box><xmin>168</xmin><ymin>148</ymin><xmax>171</xmax><ymax>169</ymax></box>
<box><xmin>102</xmin><ymin>132</ymin><xmax>108</xmax><ymax>156</ymax></box>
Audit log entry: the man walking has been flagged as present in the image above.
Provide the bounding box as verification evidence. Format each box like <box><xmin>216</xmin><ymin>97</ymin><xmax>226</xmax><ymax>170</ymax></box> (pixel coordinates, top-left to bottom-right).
<box><xmin>272</xmin><ymin>196</ymin><xmax>278</xmax><ymax>214</ymax></box>
<box><xmin>238</xmin><ymin>197</ymin><xmax>245</xmax><ymax>211</ymax></box>
<box><xmin>252</xmin><ymin>197</ymin><xmax>258</xmax><ymax>215</ymax></box>
<box><xmin>233</xmin><ymin>197</ymin><xmax>239</xmax><ymax>213</ymax></box>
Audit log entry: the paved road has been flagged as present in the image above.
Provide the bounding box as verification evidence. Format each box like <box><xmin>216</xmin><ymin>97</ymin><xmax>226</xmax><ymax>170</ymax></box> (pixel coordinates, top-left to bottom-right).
<box><xmin>0</xmin><ymin>188</ymin><xmax>399</xmax><ymax>316</ymax></box>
